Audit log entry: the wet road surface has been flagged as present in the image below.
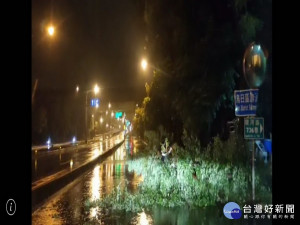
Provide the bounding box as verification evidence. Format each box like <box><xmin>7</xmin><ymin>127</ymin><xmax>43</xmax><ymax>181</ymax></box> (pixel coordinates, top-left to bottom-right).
<box><xmin>32</xmin><ymin>132</ymin><xmax>123</xmax><ymax>185</ymax></box>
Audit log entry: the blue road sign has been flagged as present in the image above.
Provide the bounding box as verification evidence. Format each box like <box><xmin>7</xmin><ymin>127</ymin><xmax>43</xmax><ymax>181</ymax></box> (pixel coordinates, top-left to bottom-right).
<box><xmin>234</xmin><ymin>89</ymin><xmax>259</xmax><ymax>116</ymax></box>
<box><xmin>91</xmin><ymin>98</ymin><xmax>100</xmax><ymax>107</ymax></box>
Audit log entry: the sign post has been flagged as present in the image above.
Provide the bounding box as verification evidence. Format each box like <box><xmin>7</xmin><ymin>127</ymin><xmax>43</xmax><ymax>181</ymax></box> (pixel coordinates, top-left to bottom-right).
<box><xmin>244</xmin><ymin>117</ymin><xmax>264</xmax><ymax>201</ymax></box>
<box><xmin>240</xmin><ymin>42</ymin><xmax>268</xmax><ymax>203</ymax></box>
<box><xmin>235</xmin><ymin>89</ymin><xmax>264</xmax><ymax>202</ymax></box>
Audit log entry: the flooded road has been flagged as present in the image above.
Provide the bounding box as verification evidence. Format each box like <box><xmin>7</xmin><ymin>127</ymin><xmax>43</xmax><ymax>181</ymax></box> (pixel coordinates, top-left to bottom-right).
<box><xmin>32</xmin><ymin>135</ymin><xmax>272</xmax><ymax>225</ymax></box>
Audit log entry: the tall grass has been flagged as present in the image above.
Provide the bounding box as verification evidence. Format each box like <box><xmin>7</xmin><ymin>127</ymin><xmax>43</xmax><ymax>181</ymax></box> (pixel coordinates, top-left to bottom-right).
<box><xmin>85</xmin><ymin>133</ymin><xmax>271</xmax><ymax>212</ymax></box>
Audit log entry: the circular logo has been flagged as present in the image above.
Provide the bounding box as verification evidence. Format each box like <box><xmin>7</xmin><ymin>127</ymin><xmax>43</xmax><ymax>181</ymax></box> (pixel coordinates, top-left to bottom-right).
<box><xmin>223</xmin><ymin>202</ymin><xmax>242</xmax><ymax>219</ymax></box>
<box><xmin>6</xmin><ymin>199</ymin><xmax>16</xmax><ymax>216</ymax></box>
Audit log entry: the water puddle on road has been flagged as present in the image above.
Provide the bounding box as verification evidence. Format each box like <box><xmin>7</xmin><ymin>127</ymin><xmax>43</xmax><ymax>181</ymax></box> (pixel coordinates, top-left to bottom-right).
<box><xmin>32</xmin><ymin>135</ymin><xmax>271</xmax><ymax>225</ymax></box>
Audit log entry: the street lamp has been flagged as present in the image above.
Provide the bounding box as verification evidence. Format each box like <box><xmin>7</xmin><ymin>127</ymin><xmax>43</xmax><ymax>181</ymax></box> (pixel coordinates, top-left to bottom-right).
<box><xmin>94</xmin><ymin>84</ymin><xmax>100</xmax><ymax>94</ymax></box>
<box><xmin>140</xmin><ymin>59</ymin><xmax>170</xmax><ymax>77</ymax></box>
<box><xmin>47</xmin><ymin>25</ymin><xmax>55</xmax><ymax>37</ymax></box>
<box><xmin>77</xmin><ymin>84</ymin><xmax>100</xmax><ymax>143</ymax></box>
<box><xmin>141</xmin><ymin>59</ymin><xmax>148</xmax><ymax>71</ymax></box>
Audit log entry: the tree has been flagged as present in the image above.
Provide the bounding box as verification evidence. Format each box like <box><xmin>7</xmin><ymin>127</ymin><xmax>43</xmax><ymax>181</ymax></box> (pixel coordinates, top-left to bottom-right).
<box><xmin>136</xmin><ymin>0</ymin><xmax>271</xmax><ymax>145</ymax></box>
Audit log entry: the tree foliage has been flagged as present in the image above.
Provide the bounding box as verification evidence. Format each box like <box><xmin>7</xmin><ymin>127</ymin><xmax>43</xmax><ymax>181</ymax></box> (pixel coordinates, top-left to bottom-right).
<box><xmin>136</xmin><ymin>0</ymin><xmax>272</xmax><ymax>145</ymax></box>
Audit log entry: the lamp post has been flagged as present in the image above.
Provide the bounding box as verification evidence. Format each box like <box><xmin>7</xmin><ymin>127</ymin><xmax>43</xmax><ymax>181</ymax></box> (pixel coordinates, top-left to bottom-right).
<box><xmin>77</xmin><ymin>84</ymin><xmax>99</xmax><ymax>143</ymax></box>
<box><xmin>108</xmin><ymin>103</ymin><xmax>112</xmax><ymax>131</ymax></box>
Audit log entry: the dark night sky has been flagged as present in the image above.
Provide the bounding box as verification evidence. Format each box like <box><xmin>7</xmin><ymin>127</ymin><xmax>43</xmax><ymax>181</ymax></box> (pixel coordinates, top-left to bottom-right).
<box><xmin>32</xmin><ymin>0</ymin><xmax>146</xmax><ymax>101</ymax></box>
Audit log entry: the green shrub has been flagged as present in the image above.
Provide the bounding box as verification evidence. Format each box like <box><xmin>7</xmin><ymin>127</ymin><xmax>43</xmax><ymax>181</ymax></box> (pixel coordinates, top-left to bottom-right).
<box><xmin>85</xmin><ymin>134</ymin><xmax>271</xmax><ymax>213</ymax></box>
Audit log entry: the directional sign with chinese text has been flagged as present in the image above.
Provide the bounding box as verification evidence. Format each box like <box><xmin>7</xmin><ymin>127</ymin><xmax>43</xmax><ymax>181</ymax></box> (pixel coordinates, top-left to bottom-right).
<box><xmin>244</xmin><ymin>117</ymin><xmax>264</xmax><ymax>139</ymax></box>
<box><xmin>234</xmin><ymin>89</ymin><xmax>259</xmax><ymax>116</ymax></box>
<box><xmin>91</xmin><ymin>98</ymin><xmax>100</xmax><ymax>107</ymax></box>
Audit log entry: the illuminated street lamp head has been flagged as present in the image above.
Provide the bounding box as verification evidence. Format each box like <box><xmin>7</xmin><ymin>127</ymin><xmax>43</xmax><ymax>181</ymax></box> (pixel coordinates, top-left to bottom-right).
<box><xmin>141</xmin><ymin>59</ymin><xmax>148</xmax><ymax>71</ymax></box>
<box><xmin>76</xmin><ymin>86</ymin><xmax>79</xmax><ymax>92</ymax></box>
<box><xmin>108</xmin><ymin>103</ymin><xmax>111</xmax><ymax>109</ymax></box>
<box><xmin>47</xmin><ymin>25</ymin><xmax>55</xmax><ymax>36</ymax></box>
<box><xmin>94</xmin><ymin>84</ymin><xmax>99</xmax><ymax>94</ymax></box>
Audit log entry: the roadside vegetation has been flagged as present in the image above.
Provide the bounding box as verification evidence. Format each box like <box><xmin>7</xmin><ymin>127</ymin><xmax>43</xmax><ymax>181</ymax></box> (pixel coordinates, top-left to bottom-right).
<box><xmin>85</xmin><ymin>132</ymin><xmax>272</xmax><ymax>213</ymax></box>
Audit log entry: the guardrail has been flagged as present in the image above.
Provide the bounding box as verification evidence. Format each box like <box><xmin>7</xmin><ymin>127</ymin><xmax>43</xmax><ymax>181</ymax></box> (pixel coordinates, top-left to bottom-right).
<box><xmin>32</xmin><ymin>129</ymin><xmax>123</xmax><ymax>152</ymax></box>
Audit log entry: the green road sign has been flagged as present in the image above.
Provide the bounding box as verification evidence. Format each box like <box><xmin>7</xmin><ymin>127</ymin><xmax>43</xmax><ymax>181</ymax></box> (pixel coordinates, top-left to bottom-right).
<box><xmin>115</xmin><ymin>111</ymin><xmax>123</xmax><ymax>119</ymax></box>
<box><xmin>244</xmin><ymin>117</ymin><xmax>264</xmax><ymax>139</ymax></box>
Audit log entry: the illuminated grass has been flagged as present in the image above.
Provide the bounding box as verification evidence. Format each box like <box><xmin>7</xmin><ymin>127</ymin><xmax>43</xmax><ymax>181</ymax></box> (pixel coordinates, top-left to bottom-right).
<box><xmin>85</xmin><ymin>155</ymin><xmax>271</xmax><ymax>213</ymax></box>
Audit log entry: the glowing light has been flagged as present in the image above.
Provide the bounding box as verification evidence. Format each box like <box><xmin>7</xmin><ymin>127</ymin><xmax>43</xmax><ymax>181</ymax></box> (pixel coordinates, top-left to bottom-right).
<box><xmin>106</xmin><ymin>110</ymin><xmax>108</xmax><ymax>115</ymax></box>
<box><xmin>76</xmin><ymin>86</ymin><xmax>79</xmax><ymax>92</ymax></box>
<box><xmin>111</xmin><ymin>112</ymin><xmax>114</xmax><ymax>118</ymax></box>
<box><xmin>34</xmin><ymin>159</ymin><xmax>37</xmax><ymax>171</ymax></box>
<box><xmin>92</xmin><ymin>148</ymin><xmax>100</xmax><ymax>160</ymax></box>
<box><xmin>257</xmin><ymin>45</ymin><xmax>261</xmax><ymax>50</ymax></box>
<box><xmin>91</xmin><ymin>165</ymin><xmax>100</xmax><ymax>200</ymax></box>
<box><xmin>72</xmin><ymin>136</ymin><xmax>76</xmax><ymax>144</ymax></box>
<box><xmin>70</xmin><ymin>159</ymin><xmax>73</xmax><ymax>169</ymax></box>
<box><xmin>252</xmin><ymin>54</ymin><xmax>261</xmax><ymax>67</ymax></box>
<box><xmin>47</xmin><ymin>137</ymin><xmax>51</xmax><ymax>149</ymax></box>
<box><xmin>135</xmin><ymin>211</ymin><xmax>152</xmax><ymax>225</ymax></box>
<box><xmin>100</xmin><ymin>141</ymin><xmax>103</xmax><ymax>153</ymax></box>
<box><xmin>108</xmin><ymin>103</ymin><xmax>111</xmax><ymax>109</ymax></box>
<box><xmin>90</xmin><ymin>207</ymin><xmax>99</xmax><ymax>219</ymax></box>
<box><xmin>100</xmin><ymin>117</ymin><xmax>103</xmax><ymax>123</ymax></box>
<box><xmin>94</xmin><ymin>84</ymin><xmax>99</xmax><ymax>94</ymax></box>
<box><xmin>141</xmin><ymin>59</ymin><xmax>148</xmax><ymax>71</ymax></box>
<box><xmin>47</xmin><ymin>25</ymin><xmax>55</xmax><ymax>36</ymax></box>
